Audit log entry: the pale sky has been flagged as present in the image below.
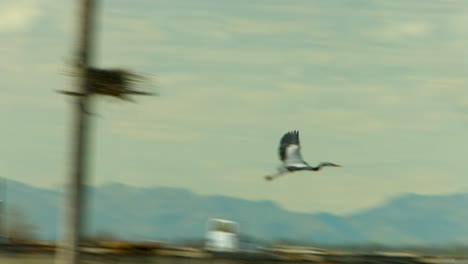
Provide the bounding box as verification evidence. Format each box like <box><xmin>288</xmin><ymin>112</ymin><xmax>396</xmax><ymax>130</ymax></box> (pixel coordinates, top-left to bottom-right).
<box><xmin>2</xmin><ymin>0</ymin><xmax>468</xmax><ymax>215</ymax></box>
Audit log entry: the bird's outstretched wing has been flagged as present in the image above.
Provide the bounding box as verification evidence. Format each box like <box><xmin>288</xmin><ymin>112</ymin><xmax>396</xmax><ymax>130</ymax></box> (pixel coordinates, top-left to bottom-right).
<box><xmin>278</xmin><ymin>130</ymin><xmax>304</xmax><ymax>164</ymax></box>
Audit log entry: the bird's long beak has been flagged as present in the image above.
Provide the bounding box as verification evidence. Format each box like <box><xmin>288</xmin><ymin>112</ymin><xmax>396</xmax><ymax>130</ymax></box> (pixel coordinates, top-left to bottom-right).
<box><xmin>333</xmin><ymin>164</ymin><xmax>342</xmax><ymax>167</ymax></box>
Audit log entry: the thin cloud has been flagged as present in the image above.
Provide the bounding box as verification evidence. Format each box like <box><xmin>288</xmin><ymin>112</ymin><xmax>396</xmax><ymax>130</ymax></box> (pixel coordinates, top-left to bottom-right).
<box><xmin>110</xmin><ymin>121</ymin><xmax>201</xmax><ymax>143</ymax></box>
<box><xmin>369</xmin><ymin>21</ymin><xmax>433</xmax><ymax>41</ymax></box>
<box><xmin>224</xmin><ymin>17</ymin><xmax>302</xmax><ymax>35</ymax></box>
<box><xmin>0</xmin><ymin>0</ymin><xmax>41</xmax><ymax>32</ymax></box>
<box><xmin>259</xmin><ymin>4</ymin><xmax>321</xmax><ymax>15</ymax></box>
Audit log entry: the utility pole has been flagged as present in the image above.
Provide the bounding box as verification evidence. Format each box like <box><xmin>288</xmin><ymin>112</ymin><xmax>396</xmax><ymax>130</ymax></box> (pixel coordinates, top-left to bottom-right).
<box><xmin>56</xmin><ymin>1</ymin><xmax>151</xmax><ymax>263</ymax></box>
<box><xmin>57</xmin><ymin>0</ymin><xmax>97</xmax><ymax>263</ymax></box>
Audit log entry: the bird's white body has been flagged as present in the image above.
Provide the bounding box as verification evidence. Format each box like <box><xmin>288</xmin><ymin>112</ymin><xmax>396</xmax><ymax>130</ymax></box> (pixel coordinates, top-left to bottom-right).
<box><xmin>265</xmin><ymin>130</ymin><xmax>341</xmax><ymax>181</ymax></box>
<box><xmin>284</xmin><ymin>145</ymin><xmax>304</xmax><ymax>165</ymax></box>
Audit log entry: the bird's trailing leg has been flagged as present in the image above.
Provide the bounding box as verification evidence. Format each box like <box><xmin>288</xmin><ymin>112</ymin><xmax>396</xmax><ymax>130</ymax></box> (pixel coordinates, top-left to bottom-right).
<box><xmin>265</xmin><ymin>172</ymin><xmax>286</xmax><ymax>181</ymax></box>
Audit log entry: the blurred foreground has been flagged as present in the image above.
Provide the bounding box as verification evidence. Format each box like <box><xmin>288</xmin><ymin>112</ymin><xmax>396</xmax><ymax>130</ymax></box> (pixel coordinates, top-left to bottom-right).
<box><xmin>0</xmin><ymin>241</ymin><xmax>467</xmax><ymax>264</ymax></box>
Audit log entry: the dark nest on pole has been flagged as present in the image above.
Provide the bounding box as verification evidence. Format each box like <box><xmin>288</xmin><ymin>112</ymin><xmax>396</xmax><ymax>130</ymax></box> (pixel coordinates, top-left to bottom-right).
<box><xmin>59</xmin><ymin>67</ymin><xmax>155</xmax><ymax>101</ymax></box>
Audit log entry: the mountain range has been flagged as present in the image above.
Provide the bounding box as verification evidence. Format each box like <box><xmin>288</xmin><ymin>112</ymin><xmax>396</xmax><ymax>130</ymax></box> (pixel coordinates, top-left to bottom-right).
<box><xmin>2</xmin><ymin>179</ymin><xmax>468</xmax><ymax>246</ymax></box>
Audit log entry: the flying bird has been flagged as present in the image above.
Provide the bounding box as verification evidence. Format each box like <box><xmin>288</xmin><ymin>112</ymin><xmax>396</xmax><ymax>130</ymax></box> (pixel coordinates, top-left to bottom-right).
<box><xmin>265</xmin><ymin>130</ymin><xmax>341</xmax><ymax>181</ymax></box>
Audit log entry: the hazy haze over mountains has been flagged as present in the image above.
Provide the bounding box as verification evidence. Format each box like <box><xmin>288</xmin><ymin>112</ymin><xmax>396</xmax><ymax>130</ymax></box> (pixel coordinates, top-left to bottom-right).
<box><xmin>4</xmin><ymin>179</ymin><xmax>468</xmax><ymax>246</ymax></box>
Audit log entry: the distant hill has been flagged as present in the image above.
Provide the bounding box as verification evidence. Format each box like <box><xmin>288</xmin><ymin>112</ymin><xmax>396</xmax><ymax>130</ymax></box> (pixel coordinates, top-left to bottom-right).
<box><xmin>2</xmin><ymin>179</ymin><xmax>468</xmax><ymax>245</ymax></box>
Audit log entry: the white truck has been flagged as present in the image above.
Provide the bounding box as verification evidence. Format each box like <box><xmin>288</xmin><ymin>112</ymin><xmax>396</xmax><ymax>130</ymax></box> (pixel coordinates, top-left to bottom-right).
<box><xmin>205</xmin><ymin>218</ymin><xmax>239</xmax><ymax>252</ymax></box>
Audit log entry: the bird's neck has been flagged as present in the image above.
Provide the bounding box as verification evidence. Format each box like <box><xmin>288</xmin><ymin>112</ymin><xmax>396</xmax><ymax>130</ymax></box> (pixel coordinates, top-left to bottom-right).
<box><xmin>308</xmin><ymin>163</ymin><xmax>332</xmax><ymax>171</ymax></box>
